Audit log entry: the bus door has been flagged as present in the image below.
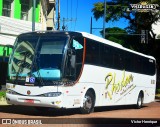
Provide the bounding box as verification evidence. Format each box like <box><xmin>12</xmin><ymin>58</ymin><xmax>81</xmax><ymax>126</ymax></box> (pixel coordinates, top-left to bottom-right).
<box><xmin>64</xmin><ymin>37</ymin><xmax>84</xmax><ymax>82</ymax></box>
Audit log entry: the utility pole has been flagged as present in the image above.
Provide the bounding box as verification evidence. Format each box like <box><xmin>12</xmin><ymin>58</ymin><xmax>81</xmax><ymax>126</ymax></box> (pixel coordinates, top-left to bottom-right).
<box><xmin>62</xmin><ymin>18</ymin><xmax>76</xmax><ymax>31</ymax></box>
<box><xmin>62</xmin><ymin>18</ymin><xmax>65</xmax><ymax>31</ymax></box>
<box><xmin>57</xmin><ymin>0</ymin><xmax>60</xmax><ymax>30</ymax></box>
<box><xmin>90</xmin><ymin>17</ymin><xmax>92</xmax><ymax>34</ymax></box>
<box><xmin>32</xmin><ymin>0</ymin><xmax>36</xmax><ymax>31</ymax></box>
<box><xmin>103</xmin><ymin>0</ymin><xmax>106</xmax><ymax>38</ymax></box>
<box><xmin>90</xmin><ymin>17</ymin><xmax>103</xmax><ymax>34</ymax></box>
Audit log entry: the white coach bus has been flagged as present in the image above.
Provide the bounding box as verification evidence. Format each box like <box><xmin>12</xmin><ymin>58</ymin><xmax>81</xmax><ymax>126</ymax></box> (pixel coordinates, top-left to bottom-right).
<box><xmin>6</xmin><ymin>31</ymin><xmax>156</xmax><ymax>114</ymax></box>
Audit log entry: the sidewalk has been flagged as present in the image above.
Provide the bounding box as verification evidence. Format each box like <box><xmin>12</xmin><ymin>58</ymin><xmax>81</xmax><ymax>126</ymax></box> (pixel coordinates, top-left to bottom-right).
<box><xmin>0</xmin><ymin>98</ymin><xmax>8</xmax><ymax>105</ymax></box>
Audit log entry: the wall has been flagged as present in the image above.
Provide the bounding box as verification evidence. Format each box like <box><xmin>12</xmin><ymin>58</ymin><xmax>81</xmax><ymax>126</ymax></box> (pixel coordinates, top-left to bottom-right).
<box><xmin>0</xmin><ymin>0</ymin><xmax>2</xmax><ymax>16</ymax></box>
<box><xmin>14</xmin><ymin>0</ymin><xmax>21</xmax><ymax>19</ymax></box>
<box><xmin>0</xmin><ymin>16</ymin><xmax>43</xmax><ymax>45</ymax></box>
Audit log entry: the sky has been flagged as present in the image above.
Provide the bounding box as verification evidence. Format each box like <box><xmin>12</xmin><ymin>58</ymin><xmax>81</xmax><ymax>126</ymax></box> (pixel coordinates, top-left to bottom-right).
<box><xmin>56</xmin><ymin>0</ymin><xmax>129</xmax><ymax>37</ymax></box>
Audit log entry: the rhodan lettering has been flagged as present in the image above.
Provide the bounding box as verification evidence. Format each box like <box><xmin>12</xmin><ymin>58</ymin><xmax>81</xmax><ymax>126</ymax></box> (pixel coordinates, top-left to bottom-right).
<box><xmin>105</xmin><ymin>71</ymin><xmax>134</xmax><ymax>100</ymax></box>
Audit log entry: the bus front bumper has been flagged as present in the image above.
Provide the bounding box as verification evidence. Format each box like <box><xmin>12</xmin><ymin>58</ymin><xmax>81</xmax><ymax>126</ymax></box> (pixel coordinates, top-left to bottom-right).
<box><xmin>6</xmin><ymin>93</ymin><xmax>64</xmax><ymax>108</ymax></box>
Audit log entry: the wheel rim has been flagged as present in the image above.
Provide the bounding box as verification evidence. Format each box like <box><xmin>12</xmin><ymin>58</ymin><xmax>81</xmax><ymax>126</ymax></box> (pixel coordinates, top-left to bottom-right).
<box><xmin>138</xmin><ymin>96</ymin><xmax>142</xmax><ymax>107</ymax></box>
<box><xmin>83</xmin><ymin>95</ymin><xmax>92</xmax><ymax>110</ymax></box>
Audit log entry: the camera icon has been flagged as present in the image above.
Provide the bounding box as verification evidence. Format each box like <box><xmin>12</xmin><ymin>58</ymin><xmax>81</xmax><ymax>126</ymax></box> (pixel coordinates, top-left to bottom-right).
<box><xmin>2</xmin><ymin>119</ymin><xmax>12</xmax><ymax>124</ymax></box>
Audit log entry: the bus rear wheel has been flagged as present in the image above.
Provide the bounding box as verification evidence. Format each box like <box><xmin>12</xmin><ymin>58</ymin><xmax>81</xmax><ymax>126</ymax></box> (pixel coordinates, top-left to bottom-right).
<box><xmin>136</xmin><ymin>92</ymin><xmax>143</xmax><ymax>109</ymax></box>
<box><xmin>80</xmin><ymin>91</ymin><xmax>95</xmax><ymax>114</ymax></box>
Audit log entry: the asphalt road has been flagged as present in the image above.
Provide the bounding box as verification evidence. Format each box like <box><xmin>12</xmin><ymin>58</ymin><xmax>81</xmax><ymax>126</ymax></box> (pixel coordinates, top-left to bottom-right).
<box><xmin>0</xmin><ymin>100</ymin><xmax>160</xmax><ymax>126</ymax></box>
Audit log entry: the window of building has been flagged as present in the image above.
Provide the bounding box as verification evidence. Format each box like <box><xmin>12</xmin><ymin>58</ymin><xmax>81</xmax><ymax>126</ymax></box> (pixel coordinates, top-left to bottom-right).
<box><xmin>21</xmin><ymin>0</ymin><xmax>30</xmax><ymax>20</ymax></box>
<box><xmin>2</xmin><ymin>0</ymin><xmax>12</xmax><ymax>17</ymax></box>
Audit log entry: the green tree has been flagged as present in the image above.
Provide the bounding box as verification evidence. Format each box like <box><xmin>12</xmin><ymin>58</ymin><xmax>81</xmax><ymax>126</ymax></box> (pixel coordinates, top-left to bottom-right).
<box><xmin>101</xmin><ymin>27</ymin><xmax>127</xmax><ymax>45</ymax></box>
<box><xmin>92</xmin><ymin>0</ymin><xmax>160</xmax><ymax>87</ymax></box>
<box><xmin>101</xmin><ymin>27</ymin><xmax>146</xmax><ymax>52</ymax></box>
<box><xmin>92</xmin><ymin>0</ymin><xmax>160</xmax><ymax>53</ymax></box>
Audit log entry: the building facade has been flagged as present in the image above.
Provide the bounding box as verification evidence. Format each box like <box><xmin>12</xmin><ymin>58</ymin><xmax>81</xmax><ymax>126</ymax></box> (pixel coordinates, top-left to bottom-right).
<box><xmin>0</xmin><ymin>0</ymin><xmax>56</xmax><ymax>45</ymax></box>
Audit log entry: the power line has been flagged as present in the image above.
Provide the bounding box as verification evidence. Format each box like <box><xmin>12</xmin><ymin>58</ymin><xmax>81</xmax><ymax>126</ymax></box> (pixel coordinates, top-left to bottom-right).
<box><xmin>67</xmin><ymin>0</ymin><xmax>68</xmax><ymax>19</ymax></box>
<box><xmin>61</xmin><ymin>0</ymin><xmax>78</xmax><ymax>31</ymax></box>
<box><xmin>62</xmin><ymin>18</ymin><xmax>76</xmax><ymax>31</ymax></box>
<box><xmin>70</xmin><ymin>0</ymin><xmax>73</xmax><ymax>30</ymax></box>
<box><xmin>106</xmin><ymin>33</ymin><xmax>146</xmax><ymax>35</ymax></box>
<box><xmin>74</xmin><ymin>0</ymin><xmax>78</xmax><ymax>31</ymax></box>
<box><xmin>71</xmin><ymin>0</ymin><xmax>73</xmax><ymax>18</ymax></box>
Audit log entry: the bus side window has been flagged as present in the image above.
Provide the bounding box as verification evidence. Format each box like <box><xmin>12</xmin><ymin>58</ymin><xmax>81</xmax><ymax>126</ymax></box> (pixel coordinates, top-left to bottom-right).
<box><xmin>72</xmin><ymin>39</ymin><xmax>84</xmax><ymax>64</ymax></box>
<box><xmin>65</xmin><ymin>37</ymin><xmax>84</xmax><ymax>80</ymax></box>
<box><xmin>100</xmin><ymin>45</ymin><xmax>113</xmax><ymax>68</ymax></box>
<box><xmin>74</xmin><ymin>38</ymin><xmax>84</xmax><ymax>79</ymax></box>
<box><xmin>113</xmin><ymin>48</ymin><xmax>124</xmax><ymax>70</ymax></box>
<box><xmin>124</xmin><ymin>52</ymin><xmax>133</xmax><ymax>72</ymax></box>
<box><xmin>143</xmin><ymin>58</ymin><xmax>156</xmax><ymax>75</ymax></box>
<box><xmin>134</xmin><ymin>56</ymin><xmax>143</xmax><ymax>74</ymax></box>
<box><xmin>86</xmin><ymin>39</ymin><xmax>100</xmax><ymax>65</ymax></box>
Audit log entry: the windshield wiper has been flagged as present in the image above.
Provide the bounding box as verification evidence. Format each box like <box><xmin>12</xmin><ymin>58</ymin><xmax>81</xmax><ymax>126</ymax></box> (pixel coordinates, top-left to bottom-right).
<box><xmin>15</xmin><ymin>52</ymin><xmax>28</xmax><ymax>83</ymax></box>
<box><xmin>29</xmin><ymin>45</ymin><xmax>46</xmax><ymax>86</ymax></box>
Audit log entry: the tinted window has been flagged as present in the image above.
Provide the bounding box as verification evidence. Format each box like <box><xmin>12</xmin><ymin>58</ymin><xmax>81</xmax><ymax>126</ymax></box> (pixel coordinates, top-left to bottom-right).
<box><xmin>143</xmin><ymin>58</ymin><xmax>156</xmax><ymax>75</ymax></box>
<box><xmin>123</xmin><ymin>52</ymin><xmax>134</xmax><ymax>72</ymax></box>
<box><xmin>84</xmin><ymin>38</ymin><xmax>156</xmax><ymax>76</ymax></box>
<box><xmin>113</xmin><ymin>48</ymin><xmax>124</xmax><ymax>70</ymax></box>
<box><xmin>86</xmin><ymin>39</ymin><xmax>100</xmax><ymax>65</ymax></box>
<box><xmin>100</xmin><ymin>45</ymin><xmax>114</xmax><ymax>68</ymax></box>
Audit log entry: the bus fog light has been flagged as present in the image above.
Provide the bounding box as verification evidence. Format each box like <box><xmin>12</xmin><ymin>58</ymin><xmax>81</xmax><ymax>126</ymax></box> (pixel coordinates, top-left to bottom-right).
<box><xmin>56</xmin><ymin>101</ymin><xmax>61</xmax><ymax>104</ymax></box>
<box><xmin>6</xmin><ymin>98</ymin><xmax>10</xmax><ymax>101</ymax></box>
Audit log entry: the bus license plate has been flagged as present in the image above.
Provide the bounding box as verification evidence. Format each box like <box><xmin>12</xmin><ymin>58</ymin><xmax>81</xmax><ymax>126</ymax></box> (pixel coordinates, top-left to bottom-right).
<box><xmin>25</xmin><ymin>99</ymin><xmax>34</xmax><ymax>103</ymax></box>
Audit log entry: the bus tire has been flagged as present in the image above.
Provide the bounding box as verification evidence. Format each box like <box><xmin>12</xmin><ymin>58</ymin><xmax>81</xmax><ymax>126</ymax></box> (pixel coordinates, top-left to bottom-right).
<box><xmin>80</xmin><ymin>91</ymin><xmax>95</xmax><ymax>114</ymax></box>
<box><xmin>136</xmin><ymin>92</ymin><xmax>143</xmax><ymax>109</ymax></box>
<box><xmin>35</xmin><ymin>107</ymin><xmax>50</xmax><ymax>112</ymax></box>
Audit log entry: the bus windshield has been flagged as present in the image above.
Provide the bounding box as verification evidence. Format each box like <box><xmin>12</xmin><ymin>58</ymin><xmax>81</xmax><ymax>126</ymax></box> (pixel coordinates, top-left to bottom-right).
<box><xmin>8</xmin><ymin>33</ymin><xmax>68</xmax><ymax>85</ymax></box>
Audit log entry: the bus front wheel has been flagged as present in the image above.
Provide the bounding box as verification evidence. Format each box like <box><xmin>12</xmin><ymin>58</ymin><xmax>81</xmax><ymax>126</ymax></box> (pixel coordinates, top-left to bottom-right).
<box><xmin>80</xmin><ymin>91</ymin><xmax>95</xmax><ymax>114</ymax></box>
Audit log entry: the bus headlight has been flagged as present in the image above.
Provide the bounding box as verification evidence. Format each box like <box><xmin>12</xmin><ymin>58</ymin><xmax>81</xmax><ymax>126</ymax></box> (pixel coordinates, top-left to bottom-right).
<box><xmin>6</xmin><ymin>90</ymin><xmax>17</xmax><ymax>95</ymax></box>
<box><xmin>44</xmin><ymin>92</ymin><xmax>62</xmax><ymax>97</ymax></box>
